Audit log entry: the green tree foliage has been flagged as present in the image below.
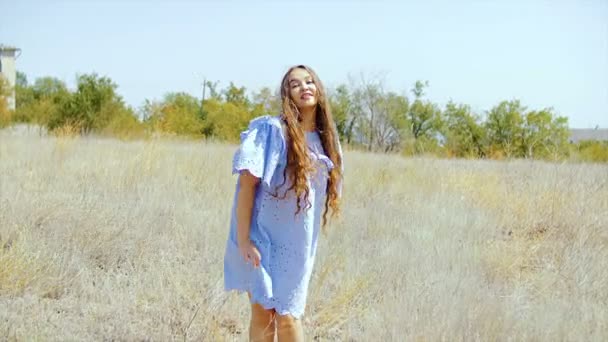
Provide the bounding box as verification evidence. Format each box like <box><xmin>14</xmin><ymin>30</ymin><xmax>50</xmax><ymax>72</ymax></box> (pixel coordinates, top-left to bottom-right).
<box><xmin>572</xmin><ymin>140</ymin><xmax>608</xmax><ymax>163</ymax></box>
<box><xmin>5</xmin><ymin>70</ymin><xmax>604</xmax><ymax>163</ymax></box>
<box><xmin>339</xmin><ymin>76</ymin><xmax>413</xmax><ymax>152</ymax></box>
<box><xmin>15</xmin><ymin>76</ymin><xmax>69</xmax><ymax>129</ymax></box>
<box><xmin>350</xmin><ymin>77</ymin><xmax>407</xmax><ymax>151</ymax></box>
<box><xmin>206</xmin><ymin>100</ymin><xmax>252</xmax><ymax>141</ymax></box>
<box><xmin>404</xmin><ymin>81</ymin><xmax>443</xmax><ymax>155</ymax></box>
<box><xmin>0</xmin><ymin>77</ymin><xmax>11</xmax><ymax>128</ymax></box>
<box><xmin>443</xmin><ymin>101</ymin><xmax>486</xmax><ymax>158</ymax></box>
<box><xmin>101</xmin><ymin>106</ymin><xmax>144</xmax><ymax>139</ymax></box>
<box><xmin>223</xmin><ymin>82</ymin><xmax>249</xmax><ymax>106</ymax></box>
<box><xmin>145</xmin><ymin>92</ymin><xmax>203</xmax><ymax>136</ymax></box>
<box><xmin>378</xmin><ymin>92</ymin><xmax>410</xmax><ymax>152</ymax></box>
<box><xmin>485</xmin><ymin>100</ymin><xmax>570</xmax><ymax>159</ymax></box>
<box><xmin>252</xmin><ymin>87</ymin><xmax>281</xmax><ymax>118</ymax></box>
<box><xmin>329</xmin><ymin>84</ymin><xmax>358</xmax><ymax>144</ymax></box>
<box><xmin>139</xmin><ymin>82</ymin><xmax>259</xmax><ymax>140</ymax></box>
<box><xmin>16</xmin><ymin>71</ymin><xmax>27</xmax><ymax>88</ymax></box>
<box><xmin>485</xmin><ymin>100</ymin><xmax>526</xmax><ymax>158</ymax></box>
<box><xmin>408</xmin><ymin>81</ymin><xmax>442</xmax><ymax>140</ymax></box>
<box><xmin>204</xmin><ymin>80</ymin><xmax>222</xmax><ymax>101</ymax></box>
<box><xmin>13</xmin><ymin>72</ymin><xmax>142</xmax><ymax>136</ymax></box>
<box><xmin>198</xmin><ymin>83</ymin><xmax>256</xmax><ymax>141</ymax></box>
<box><xmin>59</xmin><ymin>74</ymin><xmax>112</xmax><ymax>132</ymax></box>
<box><xmin>521</xmin><ymin>109</ymin><xmax>569</xmax><ymax>159</ymax></box>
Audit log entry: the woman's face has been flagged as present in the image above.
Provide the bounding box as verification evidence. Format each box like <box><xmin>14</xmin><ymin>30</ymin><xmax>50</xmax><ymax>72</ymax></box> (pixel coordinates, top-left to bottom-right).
<box><xmin>288</xmin><ymin>68</ymin><xmax>318</xmax><ymax>110</ymax></box>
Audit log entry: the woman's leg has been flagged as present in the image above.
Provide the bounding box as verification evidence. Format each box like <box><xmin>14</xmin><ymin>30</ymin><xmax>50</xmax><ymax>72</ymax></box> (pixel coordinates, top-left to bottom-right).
<box><xmin>275</xmin><ymin>314</ymin><xmax>304</xmax><ymax>342</ymax></box>
<box><xmin>248</xmin><ymin>294</ymin><xmax>276</xmax><ymax>342</ymax></box>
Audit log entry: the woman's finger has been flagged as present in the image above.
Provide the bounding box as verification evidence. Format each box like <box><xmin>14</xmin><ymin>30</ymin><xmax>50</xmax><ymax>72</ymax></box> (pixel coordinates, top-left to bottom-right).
<box><xmin>253</xmin><ymin>249</ymin><xmax>261</xmax><ymax>266</ymax></box>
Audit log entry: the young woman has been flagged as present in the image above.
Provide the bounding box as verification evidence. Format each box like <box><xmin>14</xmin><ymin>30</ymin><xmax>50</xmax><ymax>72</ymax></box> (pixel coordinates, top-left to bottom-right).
<box><xmin>223</xmin><ymin>65</ymin><xmax>343</xmax><ymax>341</ymax></box>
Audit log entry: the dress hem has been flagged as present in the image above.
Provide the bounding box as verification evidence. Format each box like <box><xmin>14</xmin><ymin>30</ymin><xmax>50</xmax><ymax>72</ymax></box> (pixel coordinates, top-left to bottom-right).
<box><xmin>224</xmin><ymin>286</ymin><xmax>305</xmax><ymax>319</ymax></box>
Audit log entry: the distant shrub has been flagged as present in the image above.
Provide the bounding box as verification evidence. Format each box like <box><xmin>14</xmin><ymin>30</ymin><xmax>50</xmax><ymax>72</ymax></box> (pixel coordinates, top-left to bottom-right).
<box><xmin>572</xmin><ymin>140</ymin><xmax>608</xmax><ymax>163</ymax></box>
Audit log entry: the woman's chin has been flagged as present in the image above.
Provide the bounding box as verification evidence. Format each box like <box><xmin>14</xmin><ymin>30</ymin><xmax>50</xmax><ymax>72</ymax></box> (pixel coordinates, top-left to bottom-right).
<box><xmin>297</xmin><ymin>101</ymin><xmax>317</xmax><ymax>111</ymax></box>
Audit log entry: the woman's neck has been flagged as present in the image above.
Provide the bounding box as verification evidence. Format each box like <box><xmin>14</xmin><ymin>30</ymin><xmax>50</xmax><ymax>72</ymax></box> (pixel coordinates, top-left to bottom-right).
<box><xmin>299</xmin><ymin>107</ymin><xmax>316</xmax><ymax>132</ymax></box>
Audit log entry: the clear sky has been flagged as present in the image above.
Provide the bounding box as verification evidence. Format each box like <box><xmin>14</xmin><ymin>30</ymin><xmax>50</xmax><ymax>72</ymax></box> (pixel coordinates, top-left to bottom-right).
<box><xmin>1</xmin><ymin>0</ymin><xmax>607</xmax><ymax>128</ymax></box>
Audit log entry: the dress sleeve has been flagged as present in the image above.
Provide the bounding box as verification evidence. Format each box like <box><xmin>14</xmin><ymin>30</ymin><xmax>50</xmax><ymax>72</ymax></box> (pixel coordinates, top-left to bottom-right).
<box><xmin>232</xmin><ymin>116</ymin><xmax>286</xmax><ymax>188</ymax></box>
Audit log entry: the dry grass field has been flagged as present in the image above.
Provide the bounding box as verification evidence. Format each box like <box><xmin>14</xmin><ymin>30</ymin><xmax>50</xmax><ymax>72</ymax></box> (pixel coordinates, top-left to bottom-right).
<box><xmin>1</xmin><ymin>126</ymin><xmax>607</xmax><ymax>341</ymax></box>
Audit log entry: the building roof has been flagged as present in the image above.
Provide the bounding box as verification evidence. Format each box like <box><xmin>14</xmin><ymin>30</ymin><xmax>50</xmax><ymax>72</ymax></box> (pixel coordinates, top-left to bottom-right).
<box><xmin>569</xmin><ymin>128</ymin><xmax>608</xmax><ymax>143</ymax></box>
<box><xmin>0</xmin><ymin>44</ymin><xmax>19</xmax><ymax>50</ymax></box>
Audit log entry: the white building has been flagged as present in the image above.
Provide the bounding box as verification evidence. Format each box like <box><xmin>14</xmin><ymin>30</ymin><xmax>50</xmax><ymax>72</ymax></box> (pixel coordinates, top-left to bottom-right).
<box><xmin>569</xmin><ymin>128</ymin><xmax>608</xmax><ymax>143</ymax></box>
<box><xmin>0</xmin><ymin>45</ymin><xmax>21</xmax><ymax>110</ymax></box>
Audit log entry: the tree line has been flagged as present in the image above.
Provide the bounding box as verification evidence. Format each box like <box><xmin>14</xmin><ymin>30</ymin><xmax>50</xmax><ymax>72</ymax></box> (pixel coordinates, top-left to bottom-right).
<box><xmin>1</xmin><ymin>71</ymin><xmax>606</xmax><ymax>162</ymax></box>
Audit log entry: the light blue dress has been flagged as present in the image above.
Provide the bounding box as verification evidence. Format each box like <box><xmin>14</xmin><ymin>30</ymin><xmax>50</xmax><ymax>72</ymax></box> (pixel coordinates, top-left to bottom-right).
<box><xmin>223</xmin><ymin>114</ymin><xmax>341</xmax><ymax>318</ymax></box>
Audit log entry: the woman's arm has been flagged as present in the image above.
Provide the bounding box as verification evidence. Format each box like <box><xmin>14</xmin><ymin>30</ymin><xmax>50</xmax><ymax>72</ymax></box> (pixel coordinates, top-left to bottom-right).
<box><xmin>235</xmin><ymin>170</ymin><xmax>262</xmax><ymax>267</ymax></box>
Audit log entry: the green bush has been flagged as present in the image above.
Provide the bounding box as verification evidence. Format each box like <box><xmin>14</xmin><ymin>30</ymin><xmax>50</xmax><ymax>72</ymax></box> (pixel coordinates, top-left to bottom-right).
<box><xmin>0</xmin><ymin>78</ymin><xmax>11</xmax><ymax>128</ymax></box>
<box><xmin>573</xmin><ymin>140</ymin><xmax>608</xmax><ymax>163</ymax></box>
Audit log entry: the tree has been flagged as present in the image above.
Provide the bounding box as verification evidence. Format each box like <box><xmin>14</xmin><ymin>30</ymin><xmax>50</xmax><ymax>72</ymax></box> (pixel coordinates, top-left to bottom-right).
<box><xmin>49</xmin><ymin>74</ymin><xmax>116</xmax><ymax>132</ymax></box>
<box><xmin>350</xmin><ymin>74</ymin><xmax>386</xmax><ymax>151</ymax></box>
<box><xmin>484</xmin><ymin>100</ymin><xmax>569</xmax><ymax>160</ymax></box>
<box><xmin>16</xmin><ymin>71</ymin><xmax>28</xmax><ymax>88</ymax></box>
<box><xmin>15</xmin><ymin>76</ymin><xmax>69</xmax><ymax>130</ymax></box>
<box><xmin>204</xmin><ymin>99</ymin><xmax>253</xmax><ymax>142</ymax></box>
<box><xmin>0</xmin><ymin>77</ymin><xmax>11</xmax><ymax>127</ymax></box>
<box><xmin>329</xmin><ymin>84</ymin><xmax>359</xmax><ymax>144</ymax></box>
<box><xmin>407</xmin><ymin>81</ymin><xmax>442</xmax><ymax>140</ymax></box>
<box><xmin>146</xmin><ymin>92</ymin><xmax>204</xmax><ymax>136</ymax></box>
<box><xmin>376</xmin><ymin>91</ymin><xmax>409</xmax><ymax>152</ymax></box>
<box><xmin>223</xmin><ymin>82</ymin><xmax>249</xmax><ymax>107</ymax></box>
<box><xmin>484</xmin><ymin>100</ymin><xmax>526</xmax><ymax>158</ymax></box>
<box><xmin>14</xmin><ymin>72</ymin><xmax>35</xmax><ymax>120</ymax></box>
<box><xmin>32</xmin><ymin>77</ymin><xmax>69</xmax><ymax>97</ymax></box>
<box><xmin>204</xmin><ymin>80</ymin><xmax>222</xmax><ymax>101</ymax></box>
<box><xmin>3</xmin><ymin>69</ymin><xmax>582</xmax><ymax>161</ymax></box>
<box><xmin>252</xmin><ymin>86</ymin><xmax>281</xmax><ymax>115</ymax></box>
<box><xmin>403</xmin><ymin>81</ymin><xmax>443</xmax><ymax>154</ymax></box>
<box><xmin>100</xmin><ymin>104</ymin><xmax>144</xmax><ymax>138</ymax></box>
<box><xmin>574</xmin><ymin>140</ymin><xmax>608</xmax><ymax>163</ymax></box>
<box><xmin>521</xmin><ymin>109</ymin><xmax>569</xmax><ymax>159</ymax></box>
<box><xmin>341</xmin><ymin>74</ymin><xmax>412</xmax><ymax>152</ymax></box>
<box><xmin>443</xmin><ymin>101</ymin><xmax>486</xmax><ymax>158</ymax></box>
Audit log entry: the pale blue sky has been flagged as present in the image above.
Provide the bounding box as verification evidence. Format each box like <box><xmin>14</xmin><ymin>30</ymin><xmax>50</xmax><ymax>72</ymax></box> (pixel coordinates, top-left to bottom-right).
<box><xmin>1</xmin><ymin>0</ymin><xmax>607</xmax><ymax>128</ymax></box>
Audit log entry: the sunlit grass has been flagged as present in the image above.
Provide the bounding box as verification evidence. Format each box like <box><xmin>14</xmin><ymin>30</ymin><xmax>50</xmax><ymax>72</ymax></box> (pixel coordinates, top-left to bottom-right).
<box><xmin>0</xmin><ymin>127</ymin><xmax>606</xmax><ymax>340</ymax></box>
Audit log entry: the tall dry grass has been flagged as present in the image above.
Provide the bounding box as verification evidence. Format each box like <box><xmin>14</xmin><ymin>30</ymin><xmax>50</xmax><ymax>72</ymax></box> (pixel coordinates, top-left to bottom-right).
<box><xmin>0</xmin><ymin>127</ymin><xmax>606</xmax><ymax>341</ymax></box>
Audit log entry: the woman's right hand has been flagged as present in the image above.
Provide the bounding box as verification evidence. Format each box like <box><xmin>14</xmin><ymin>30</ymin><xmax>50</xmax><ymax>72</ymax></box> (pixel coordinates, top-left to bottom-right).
<box><xmin>238</xmin><ymin>240</ymin><xmax>261</xmax><ymax>268</ymax></box>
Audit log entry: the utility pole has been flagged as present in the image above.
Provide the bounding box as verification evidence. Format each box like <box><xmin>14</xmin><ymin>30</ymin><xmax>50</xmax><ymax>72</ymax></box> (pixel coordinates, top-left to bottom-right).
<box><xmin>201</xmin><ymin>77</ymin><xmax>206</xmax><ymax>119</ymax></box>
<box><xmin>202</xmin><ymin>78</ymin><xmax>206</xmax><ymax>106</ymax></box>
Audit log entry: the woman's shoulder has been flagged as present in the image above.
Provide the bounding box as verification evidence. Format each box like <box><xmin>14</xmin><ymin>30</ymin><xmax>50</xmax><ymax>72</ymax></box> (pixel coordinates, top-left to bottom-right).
<box><xmin>247</xmin><ymin>114</ymin><xmax>284</xmax><ymax>131</ymax></box>
<box><xmin>245</xmin><ymin>115</ymin><xmax>286</xmax><ymax>142</ymax></box>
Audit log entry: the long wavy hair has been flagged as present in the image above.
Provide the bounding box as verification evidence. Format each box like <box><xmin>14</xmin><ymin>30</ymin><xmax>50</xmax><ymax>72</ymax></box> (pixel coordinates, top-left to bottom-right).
<box><xmin>277</xmin><ymin>65</ymin><xmax>343</xmax><ymax>227</ymax></box>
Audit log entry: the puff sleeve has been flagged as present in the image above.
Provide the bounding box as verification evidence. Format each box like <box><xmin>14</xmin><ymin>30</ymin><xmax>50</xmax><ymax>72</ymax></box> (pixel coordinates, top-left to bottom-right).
<box><xmin>232</xmin><ymin>116</ymin><xmax>286</xmax><ymax>188</ymax></box>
